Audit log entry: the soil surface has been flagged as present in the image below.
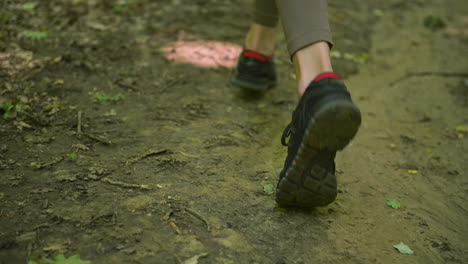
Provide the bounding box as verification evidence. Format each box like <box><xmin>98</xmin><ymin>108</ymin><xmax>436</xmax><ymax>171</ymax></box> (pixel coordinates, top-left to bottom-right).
<box><xmin>1</xmin><ymin>0</ymin><xmax>467</xmax><ymax>263</ymax></box>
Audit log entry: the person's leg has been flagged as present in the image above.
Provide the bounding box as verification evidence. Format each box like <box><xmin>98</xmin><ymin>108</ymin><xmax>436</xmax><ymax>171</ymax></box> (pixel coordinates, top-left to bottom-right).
<box><xmin>245</xmin><ymin>0</ymin><xmax>279</xmax><ymax>56</ymax></box>
<box><xmin>275</xmin><ymin>0</ymin><xmax>361</xmax><ymax>207</ymax></box>
<box><xmin>245</xmin><ymin>24</ymin><xmax>276</xmax><ymax>57</ymax></box>
<box><xmin>275</xmin><ymin>0</ymin><xmax>334</xmax><ymax>95</ymax></box>
<box><xmin>233</xmin><ymin>0</ymin><xmax>334</xmax><ymax>94</ymax></box>
<box><xmin>230</xmin><ymin>0</ymin><xmax>279</xmax><ymax>91</ymax></box>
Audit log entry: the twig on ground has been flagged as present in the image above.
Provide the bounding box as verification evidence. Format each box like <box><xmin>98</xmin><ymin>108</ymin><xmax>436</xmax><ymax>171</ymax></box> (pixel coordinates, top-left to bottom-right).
<box><xmin>126</xmin><ymin>149</ymin><xmax>168</xmax><ymax>165</ymax></box>
<box><xmin>105</xmin><ymin>75</ymin><xmax>115</xmax><ymax>91</ymax></box>
<box><xmin>75</xmin><ymin>110</ymin><xmax>111</xmax><ymax>145</ymax></box>
<box><xmin>33</xmin><ymin>223</ymin><xmax>50</xmax><ymax>230</ymax></box>
<box><xmin>169</xmin><ymin>221</ymin><xmax>182</xmax><ymax>235</ymax></box>
<box><xmin>116</xmin><ymin>78</ymin><xmax>138</xmax><ymax>91</ymax></box>
<box><xmin>77</xmin><ymin>110</ymin><xmax>82</xmax><ymax>135</ymax></box>
<box><xmin>172</xmin><ymin>151</ymin><xmax>199</xmax><ymax>158</ymax></box>
<box><xmin>88</xmin><ymin>128</ymin><xmax>118</xmax><ymax>133</ymax></box>
<box><xmin>184</xmin><ymin>207</ymin><xmax>210</xmax><ymax>231</ymax></box>
<box><xmin>101</xmin><ymin>178</ymin><xmax>150</xmax><ymax>190</ymax></box>
<box><xmin>390</xmin><ymin>71</ymin><xmax>468</xmax><ymax>86</ymax></box>
<box><xmin>83</xmin><ymin>133</ymin><xmax>112</xmax><ymax>145</ymax></box>
<box><xmin>32</xmin><ymin>156</ymin><xmax>64</xmax><ymax>169</ymax></box>
<box><xmin>182</xmin><ymin>253</ymin><xmax>209</xmax><ymax>264</ymax></box>
<box><xmin>151</xmin><ymin>117</ymin><xmax>190</xmax><ymax>126</ymax></box>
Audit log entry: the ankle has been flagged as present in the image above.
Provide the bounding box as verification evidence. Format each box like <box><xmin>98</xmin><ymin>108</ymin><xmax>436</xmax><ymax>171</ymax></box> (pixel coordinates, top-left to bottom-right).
<box><xmin>298</xmin><ymin>72</ymin><xmax>341</xmax><ymax>96</ymax></box>
<box><xmin>293</xmin><ymin>42</ymin><xmax>333</xmax><ymax>95</ymax></box>
<box><xmin>245</xmin><ymin>24</ymin><xmax>276</xmax><ymax>56</ymax></box>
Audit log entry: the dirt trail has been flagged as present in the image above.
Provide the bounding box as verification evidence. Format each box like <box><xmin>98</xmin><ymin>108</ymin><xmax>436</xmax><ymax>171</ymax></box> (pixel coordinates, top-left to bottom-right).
<box><xmin>1</xmin><ymin>0</ymin><xmax>467</xmax><ymax>263</ymax></box>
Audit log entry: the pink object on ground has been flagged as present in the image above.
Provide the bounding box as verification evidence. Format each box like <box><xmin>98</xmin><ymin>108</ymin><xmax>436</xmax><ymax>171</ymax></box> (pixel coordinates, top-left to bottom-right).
<box><xmin>160</xmin><ymin>41</ymin><xmax>242</xmax><ymax>69</ymax></box>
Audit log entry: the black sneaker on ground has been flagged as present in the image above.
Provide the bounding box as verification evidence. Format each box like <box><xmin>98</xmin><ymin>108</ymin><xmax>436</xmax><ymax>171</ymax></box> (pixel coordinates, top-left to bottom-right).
<box><xmin>276</xmin><ymin>73</ymin><xmax>361</xmax><ymax>207</ymax></box>
<box><xmin>231</xmin><ymin>49</ymin><xmax>276</xmax><ymax>91</ymax></box>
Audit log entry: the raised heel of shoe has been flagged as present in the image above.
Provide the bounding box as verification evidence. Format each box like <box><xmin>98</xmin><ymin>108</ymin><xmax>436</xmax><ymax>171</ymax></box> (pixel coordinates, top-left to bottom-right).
<box><xmin>305</xmin><ymin>100</ymin><xmax>361</xmax><ymax>151</ymax></box>
<box><xmin>276</xmin><ymin>100</ymin><xmax>361</xmax><ymax>208</ymax></box>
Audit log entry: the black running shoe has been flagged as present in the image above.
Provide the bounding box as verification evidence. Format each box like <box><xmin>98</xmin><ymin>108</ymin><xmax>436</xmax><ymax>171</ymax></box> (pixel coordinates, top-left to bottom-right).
<box><xmin>231</xmin><ymin>49</ymin><xmax>276</xmax><ymax>91</ymax></box>
<box><xmin>276</xmin><ymin>73</ymin><xmax>361</xmax><ymax>207</ymax></box>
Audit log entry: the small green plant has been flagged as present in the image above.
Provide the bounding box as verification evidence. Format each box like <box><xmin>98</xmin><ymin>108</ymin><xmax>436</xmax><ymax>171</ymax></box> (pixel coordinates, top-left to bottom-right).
<box><xmin>113</xmin><ymin>0</ymin><xmax>133</xmax><ymax>13</ymax></box>
<box><xmin>30</xmin><ymin>161</ymin><xmax>39</xmax><ymax>168</ymax></box>
<box><xmin>44</xmin><ymin>99</ymin><xmax>63</xmax><ymax>115</ymax></box>
<box><xmin>69</xmin><ymin>152</ymin><xmax>78</xmax><ymax>160</ymax></box>
<box><xmin>113</xmin><ymin>4</ymin><xmax>124</xmax><ymax>13</ymax></box>
<box><xmin>117</xmin><ymin>70</ymin><xmax>130</xmax><ymax>77</ymax></box>
<box><xmin>25</xmin><ymin>31</ymin><xmax>48</xmax><ymax>40</ymax></box>
<box><xmin>0</xmin><ymin>102</ymin><xmax>31</xmax><ymax>120</ymax></box>
<box><xmin>386</xmin><ymin>198</ymin><xmax>401</xmax><ymax>209</ymax></box>
<box><xmin>29</xmin><ymin>254</ymin><xmax>91</xmax><ymax>264</ymax></box>
<box><xmin>263</xmin><ymin>183</ymin><xmax>274</xmax><ymax>195</ymax></box>
<box><xmin>21</xmin><ymin>2</ymin><xmax>38</xmax><ymax>11</ymax></box>
<box><xmin>0</xmin><ymin>102</ymin><xmax>15</xmax><ymax>119</ymax></box>
<box><xmin>95</xmin><ymin>92</ymin><xmax>125</xmax><ymax>102</ymax></box>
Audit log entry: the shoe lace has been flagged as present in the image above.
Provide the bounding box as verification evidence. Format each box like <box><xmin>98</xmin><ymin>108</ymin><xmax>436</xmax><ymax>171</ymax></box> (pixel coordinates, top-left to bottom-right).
<box><xmin>281</xmin><ymin>123</ymin><xmax>292</xmax><ymax>146</ymax></box>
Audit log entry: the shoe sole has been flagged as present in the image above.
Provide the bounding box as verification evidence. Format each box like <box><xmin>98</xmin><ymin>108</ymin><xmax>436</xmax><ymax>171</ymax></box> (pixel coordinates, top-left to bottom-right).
<box><xmin>230</xmin><ymin>75</ymin><xmax>275</xmax><ymax>92</ymax></box>
<box><xmin>276</xmin><ymin>99</ymin><xmax>361</xmax><ymax>207</ymax></box>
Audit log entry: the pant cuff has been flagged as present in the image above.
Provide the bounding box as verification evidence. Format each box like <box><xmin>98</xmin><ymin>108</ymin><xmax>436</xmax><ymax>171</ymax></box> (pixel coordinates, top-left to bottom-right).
<box><xmin>287</xmin><ymin>29</ymin><xmax>333</xmax><ymax>58</ymax></box>
<box><xmin>253</xmin><ymin>10</ymin><xmax>279</xmax><ymax>28</ymax></box>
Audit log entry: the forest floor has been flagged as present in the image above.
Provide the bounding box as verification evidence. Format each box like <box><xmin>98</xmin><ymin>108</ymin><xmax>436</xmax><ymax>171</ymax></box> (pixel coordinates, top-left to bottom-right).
<box><xmin>0</xmin><ymin>0</ymin><xmax>467</xmax><ymax>263</ymax></box>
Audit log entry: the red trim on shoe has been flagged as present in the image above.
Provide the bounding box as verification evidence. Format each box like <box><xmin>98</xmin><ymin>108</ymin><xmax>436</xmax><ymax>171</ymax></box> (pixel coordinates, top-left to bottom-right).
<box><xmin>314</xmin><ymin>72</ymin><xmax>341</xmax><ymax>82</ymax></box>
<box><xmin>243</xmin><ymin>50</ymin><xmax>270</xmax><ymax>62</ymax></box>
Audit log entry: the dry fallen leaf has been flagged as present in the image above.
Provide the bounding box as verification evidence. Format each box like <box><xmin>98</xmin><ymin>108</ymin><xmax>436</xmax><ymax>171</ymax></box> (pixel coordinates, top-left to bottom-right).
<box><xmin>183</xmin><ymin>253</ymin><xmax>209</xmax><ymax>264</ymax></box>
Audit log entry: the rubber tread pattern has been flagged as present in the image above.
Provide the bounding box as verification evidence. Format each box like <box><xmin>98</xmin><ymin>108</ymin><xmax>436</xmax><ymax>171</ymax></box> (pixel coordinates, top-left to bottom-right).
<box><xmin>276</xmin><ymin>100</ymin><xmax>361</xmax><ymax>207</ymax></box>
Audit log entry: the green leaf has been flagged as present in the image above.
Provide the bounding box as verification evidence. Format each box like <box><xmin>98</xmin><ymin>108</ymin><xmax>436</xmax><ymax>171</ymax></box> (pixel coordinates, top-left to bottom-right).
<box><xmin>21</xmin><ymin>2</ymin><xmax>37</xmax><ymax>11</ymax></box>
<box><xmin>273</xmin><ymin>58</ymin><xmax>284</xmax><ymax>65</ymax></box>
<box><xmin>113</xmin><ymin>5</ymin><xmax>124</xmax><ymax>13</ymax></box>
<box><xmin>263</xmin><ymin>183</ymin><xmax>274</xmax><ymax>195</ymax></box>
<box><xmin>113</xmin><ymin>0</ymin><xmax>133</xmax><ymax>13</ymax></box>
<box><xmin>373</xmin><ymin>9</ymin><xmax>384</xmax><ymax>17</ymax></box>
<box><xmin>330</xmin><ymin>50</ymin><xmax>341</xmax><ymax>59</ymax></box>
<box><xmin>69</xmin><ymin>152</ymin><xmax>78</xmax><ymax>160</ymax></box>
<box><xmin>95</xmin><ymin>92</ymin><xmax>125</xmax><ymax>102</ymax></box>
<box><xmin>393</xmin><ymin>242</ymin><xmax>414</xmax><ymax>254</ymax></box>
<box><xmin>29</xmin><ymin>254</ymin><xmax>91</xmax><ymax>264</ymax></box>
<box><xmin>0</xmin><ymin>103</ymin><xmax>15</xmax><ymax>119</ymax></box>
<box><xmin>25</xmin><ymin>31</ymin><xmax>48</xmax><ymax>40</ymax></box>
<box><xmin>386</xmin><ymin>198</ymin><xmax>400</xmax><ymax>209</ymax></box>
<box><xmin>455</xmin><ymin>124</ymin><xmax>468</xmax><ymax>134</ymax></box>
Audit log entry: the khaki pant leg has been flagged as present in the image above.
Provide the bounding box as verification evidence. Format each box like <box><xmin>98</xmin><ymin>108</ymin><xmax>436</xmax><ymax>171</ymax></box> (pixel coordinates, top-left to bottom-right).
<box><xmin>276</xmin><ymin>0</ymin><xmax>333</xmax><ymax>57</ymax></box>
<box><xmin>253</xmin><ymin>0</ymin><xmax>279</xmax><ymax>27</ymax></box>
